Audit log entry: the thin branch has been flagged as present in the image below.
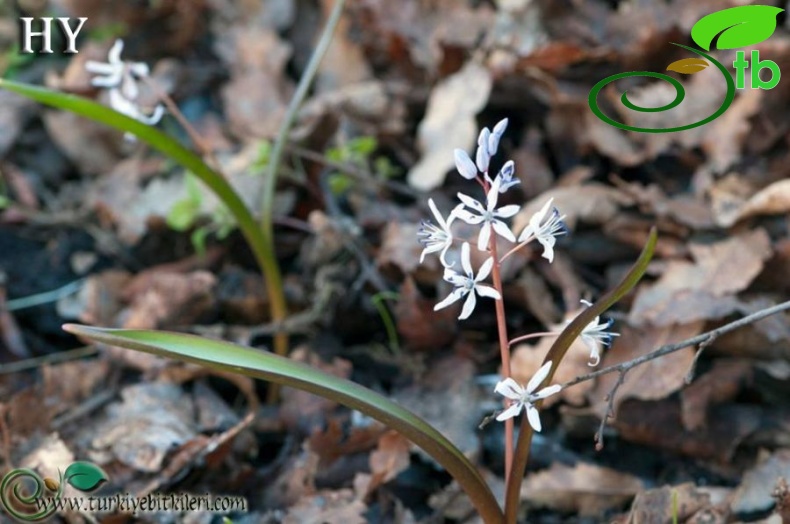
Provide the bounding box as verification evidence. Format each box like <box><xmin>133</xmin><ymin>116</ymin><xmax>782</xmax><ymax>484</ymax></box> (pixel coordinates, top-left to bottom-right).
<box><xmin>561</xmin><ymin>299</ymin><xmax>790</xmax><ymax>449</ymax></box>
<box><xmin>561</xmin><ymin>299</ymin><xmax>790</xmax><ymax>390</ymax></box>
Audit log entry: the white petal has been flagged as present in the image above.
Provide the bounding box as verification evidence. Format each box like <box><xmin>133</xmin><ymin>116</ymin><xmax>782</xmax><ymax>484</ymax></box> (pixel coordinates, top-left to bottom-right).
<box><xmin>476</xmin><ymin>257</ymin><xmax>494</xmax><ymax>281</ymax></box>
<box><xmin>476</xmin><ymin>144</ymin><xmax>490</xmax><ymax>172</ymax></box>
<box><xmin>491</xmin><ymin>220</ymin><xmax>516</xmax><ymax>243</ymax></box>
<box><xmin>439</xmin><ymin>244</ymin><xmax>454</xmax><ymax>268</ymax></box>
<box><xmin>90</xmin><ymin>73</ymin><xmax>121</xmax><ymax>88</ymax></box>
<box><xmin>526</xmin><ymin>361</ymin><xmax>553</xmax><ymax>394</ymax></box>
<box><xmin>588</xmin><ymin>350</ymin><xmax>601</xmax><ymax>367</ymax></box>
<box><xmin>108</xmin><ymin>39</ymin><xmax>124</xmax><ymax>63</ymax></box>
<box><xmin>459</xmin><ymin>291</ymin><xmax>477</xmax><ymax>320</ymax></box>
<box><xmin>526</xmin><ymin>404</ymin><xmax>542</xmax><ymax>432</ymax></box>
<box><xmin>457</xmin><ymin>192</ymin><xmax>485</xmax><ymax>213</ymax></box>
<box><xmin>140</xmin><ymin>104</ymin><xmax>165</xmax><ymax>125</ymax></box>
<box><xmin>539</xmin><ymin>236</ymin><xmax>556</xmax><ymax>262</ymax></box>
<box><xmin>454</xmin><ymin>149</ymin><xmax>478</xmax><ymax>179</ymax></box>
<box><xmin>454</xmin><ymin>208</ymin><xmax>484</xmax><ymax>225</ymax></box>
<box><xmin>486</xmin><ymin>177</ymin><xmax>501</xmax><ymax>210</ymax></box>
<box><xmin>531</xmin><ymin>198</ymin><xmax>554</xmax><ymax>227</ymax></box>
<box><xmin>533</xmin><ymin>384</ymin><xmax>562</xmax><ymax>400</ymax></box>
<box><xmin>475</xmin><ymin>285</ymin><xmax>501</xmax><ymax>300</ymax></box>
<box><xmin>85</xmin><ymin>61</ymin><xmax>115</xmax><ymax>74</ymax></box>
<box><xmin>428</xmin><ymin>198</ymin><xmax>447</xmax><ymax>230</ymax></box>
<box><xmin>460</xmin><ymin>242</ymin><xmax>473</xmax><ymax>276</ymax></box>
<box><xmin>518</xmin><ymin>223</ymin><xmax>536</xmax><ymax>242</ymax></box>
<box><xmin>496</xmin><ymin>402</ymin><xmax>523</xmax><ymax>422</ymax></box>
<box><xmin>496</xmin><ymin>205</ymin><xmax>520</xmax><ymax>218</ymax></box>
<box><xmin>434</xmin><ymin>288</ymin><xmax>466</xmax><ymax>311</ymax></box>
<box><xmin>477</xmin><ymin>223</ymin><xmax>492</xmax><ymax>251</ymax></box>
<box><xmin>494</xmin><ymin>378</ymin><xmax>524</xmax><ymax>400</ymax></box>
<box><xmin>489</xmin><ymin>118</ymin><xmax>508</xmax><ymax>155</ymax></box>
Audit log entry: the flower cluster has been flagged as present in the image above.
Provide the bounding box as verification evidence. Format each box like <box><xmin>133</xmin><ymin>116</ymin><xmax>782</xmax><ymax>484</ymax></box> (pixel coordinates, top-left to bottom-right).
<box><xmin>86</xmin><ymin>40</ymin><xmax>165</xmax><ymax>127</ymax></box>
<box><xmin>418</xmin><ymin>118</ymin><xmax>567</xmax><ymax>321</ymax></box>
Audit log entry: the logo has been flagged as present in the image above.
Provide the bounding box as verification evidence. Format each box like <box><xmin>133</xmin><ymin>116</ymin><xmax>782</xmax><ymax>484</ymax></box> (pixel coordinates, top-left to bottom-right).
<box><xmin>588</xmin><ymin>5</ymin><xmax>784</xmax><ymax>133</ymax></box>
<box><xmin>18</xmin><ymin>17</ymin><xmax>88</xmax><ymax>54</ymax></box>
<box><xmin>1</xmin><ymin>461</ymin><xmax>108</xmax><ymax>521</ymax></box>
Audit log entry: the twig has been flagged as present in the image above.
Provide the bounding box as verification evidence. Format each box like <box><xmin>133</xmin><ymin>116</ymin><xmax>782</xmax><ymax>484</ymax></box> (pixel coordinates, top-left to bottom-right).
<box><xmin>562</xmin><ymin>299</ymin><xmax>790</xmax><ymax>390</ymax></box>
<box><xmin>142</xmin><ymin>77</ymin><xmax>223</xmax><ymax>173</ymax></box>
<box><xmin>560</xmin><ymin>299</ymin><xmax>790</xmax><ymax>448</ymax></box>
<box><xmin>594</xmin><ymin>369</ymin><xmax>627</xmax><ymax>451</ymax></box>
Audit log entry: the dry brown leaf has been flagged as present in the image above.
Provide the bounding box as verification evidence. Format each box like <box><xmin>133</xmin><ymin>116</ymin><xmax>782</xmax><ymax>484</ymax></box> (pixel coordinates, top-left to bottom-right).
<box><xmin>393</xmin><ymin>277</ymin><xmax>457</xmax><ymax>351</ymax></box>
<box><xmin>680</xmin><ymin>359</ymin><xmax>753</xmax><ymax>431</ymax></box>
<box><xmin>120</xmin><ymin>271</ymin><xmax>217</xmax><ymax>330</ymax></box>
<box><xmin>407</xmin><ymin>61</ymin><xmax>492</xmax><ymax>190</ymax></box>
<box><xmin>355</xmin><ymin>430</ymin><xmax>412</xmax><ymax>497</ymax></box>
<box><xmin>86</xmin><ymin>382</ymin><xmax>197</xmax><ymax>472</ymax></box>
<box><xmin>284</xmin><ymin>488</ymin><xmax>367</xmax><ymax>524</ymax></box>
<box><xmin>590</xmin><ymin>322</ymin><xmax>702</xmax><ymax>419</ymax></box>
<box><xmin>627</xmin><ymin>483</ymin><xmax>712</xmax><ymax>524</ymax></box>
<box><xmin>521</xmin><ymin>461</ymin><xmax>644</xmax><ymax>516</ymax></box>
<box><xmin>721</xmin><ymin>179</ymin><xmax>790</xmax><ymax>227</ymax></box>
<box><xmin>731</xmin><ymin>450</ymin><xmax>790</xmax><ymax>516</ymax></box>
<box><xmin>392</xmin><ymin>355</ymin><xmax>480</xmax><ymax>463</ymax></box>
<box><xmin>629</xmin><ymin>229</ymin><xmax>772</xmax><ymax>326</ymax></box>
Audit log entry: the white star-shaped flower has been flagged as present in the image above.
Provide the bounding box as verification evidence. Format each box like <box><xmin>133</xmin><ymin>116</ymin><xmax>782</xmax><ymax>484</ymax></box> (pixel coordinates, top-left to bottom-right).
<box><xmin>518</xmin><ymin>198</ymin><xmax>567</xmax><ymax>263</ymax></box>
<box><xmin>86</xmin><ymin>39</ymin><xmax>165</xmax><ymax>127</ymax></box>
<box><xmin>578</xmin><ymin>300</ymin><xmax>619</xmax><ymax>366</ymax></box>
<box><xmin>455</xmin><ymin>177</ymin><xmax>520</xmax><ymax>251</ymax></box>
<box><xmin>434</xmin><ymin>242</ymin><xmax>500</xmax><ymax>320</ymax></box>
<box><xmin>418</xmin><ymin>198</ymin><xmax>459</xmax><ymax>266</ymax></box>
<box><xmin>494</xmin><ymin>361</ymin><xmax>562</xmax><ymax>432</ymax></box>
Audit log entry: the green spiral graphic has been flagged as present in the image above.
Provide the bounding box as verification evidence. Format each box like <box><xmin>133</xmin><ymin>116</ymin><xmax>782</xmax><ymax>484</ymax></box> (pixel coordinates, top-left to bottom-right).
<box><xmin>588</xmin><ymin>43</ymin><xmax>736</xmax><ymax>133</ymax></box>
<box><xmin>1</xmin><ymin>469</ymin><xmax>62</xmax><ymax>522</ymax></box>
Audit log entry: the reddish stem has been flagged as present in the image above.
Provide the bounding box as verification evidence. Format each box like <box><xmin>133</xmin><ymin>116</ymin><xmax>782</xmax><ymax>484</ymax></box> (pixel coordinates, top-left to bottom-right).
<box><xmin>483</xmin><ymin>176</ymin><xmax>514</xmax><ymax>483</ymax></box>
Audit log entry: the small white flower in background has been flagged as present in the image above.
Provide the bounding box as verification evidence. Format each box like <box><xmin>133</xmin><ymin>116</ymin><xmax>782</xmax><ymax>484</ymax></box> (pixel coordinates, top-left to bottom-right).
<box><xmin>456</xmin><ymin>176</ymin><xmax>520</xmax><ymax>250</ymax></box>
<box><xmin>418</xmin><ymin>198</ymin><xmax>459</xmax><ymax>266</ymax></box>
<box><xmin>86</xmin><ymin>39</ymin><xmax>165</xmax><ymax>127</ymax></box>
<box><xmin>518</xmin><ymin>198</ymin><xmax>567</xmax><ymax>263</ymax></box>
<box><xmin>578</xmin><ymin>299</ymin><xmax>619</xmax><ymax>366</ymax></box>
<box><xmin>434</xmin><ymin>242</ymin><xmax>500</xmax><ymax>320</ymax></box>
<box><xmin>485</xmin><ymin>160</ymin><xmax>519</xmax><ymax>193</ymax></box>
<box><xmin>454</xmin><ymin>149</ymin><xmax>478</xmax><ymax>180</ymax></box>
<box><xmin>494</xmin><ymin>361</ymin><xmax>562</xmax><ymax>432</ymax></box>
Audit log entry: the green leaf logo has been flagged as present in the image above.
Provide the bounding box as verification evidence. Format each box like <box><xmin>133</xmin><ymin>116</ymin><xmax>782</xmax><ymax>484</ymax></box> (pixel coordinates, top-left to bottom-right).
<box><xmin>691</xmin><ymin>5</ymin><xmax>784</xmax><ymax>51</ymax></box>
<box><xmin>63</xmin><ymin>462</ymin><xmax>108</xmax><ymax>492</ymax></box>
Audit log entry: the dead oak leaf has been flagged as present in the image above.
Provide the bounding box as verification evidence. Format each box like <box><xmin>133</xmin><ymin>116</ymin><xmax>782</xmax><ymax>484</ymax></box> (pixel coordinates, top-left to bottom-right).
<box><xmin>589</xmin><ymin>322</ymin><xmax>703</xmax><ymax>420</ymax></box>
<box><xmin>629</xmin><ymin>229</ymin><xmax>772</xmax><ymax>326</ymax></box>
<box><xmin>521</xmin><ymin>461</ymin><xmax>644</xmax><ymax>517</ymax></box>
<box><xmin>407</xmin><ymin>61</ymin><xmax>492</xmax><ymax>191</ymax></box>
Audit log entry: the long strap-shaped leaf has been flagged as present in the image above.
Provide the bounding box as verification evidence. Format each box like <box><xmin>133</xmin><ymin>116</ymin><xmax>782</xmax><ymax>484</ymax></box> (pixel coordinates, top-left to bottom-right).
<box><xmin>62</xmin><ymin>324</ymin><xmax>505</xmax><ymax>523</ymax></box>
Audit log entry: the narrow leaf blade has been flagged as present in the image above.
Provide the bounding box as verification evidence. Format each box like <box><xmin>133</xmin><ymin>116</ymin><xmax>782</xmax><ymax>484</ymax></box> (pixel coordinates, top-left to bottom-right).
<box><xmin>62</xmin><ymin>324</ymin><xmax>504</xmax><ymax>523</ymax></box>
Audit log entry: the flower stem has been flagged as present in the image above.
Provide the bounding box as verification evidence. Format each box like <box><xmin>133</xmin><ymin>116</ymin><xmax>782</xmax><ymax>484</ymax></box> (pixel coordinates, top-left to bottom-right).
<box><xmin>499</xmin><ymin>238</ymin><xmax>531</xmax><ymax>263</ymax></box>
<box><xmin>482</xmin><ymin>177</ymin><xmax>514</xmax><ymax>483</ymax></box>
<box><xmin>508</xmin><ymin>331</ymin><xmax>560</xmax><ymax>347</ymax></box>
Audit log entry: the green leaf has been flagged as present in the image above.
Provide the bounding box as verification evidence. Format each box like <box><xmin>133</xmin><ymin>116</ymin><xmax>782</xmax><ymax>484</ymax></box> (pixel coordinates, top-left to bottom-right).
<box><xmin>64</xmin><ymin>461</ymin><xmax>108</xmax><ymax>492</ymax></box>
<box><xmin>167</xmin><ymin>198</ymin><xmax>201</xmax><ymax>231</ymax></box>
<box><xmin>691</xmin><ymin>5</ymin><xmax>784</xmax><ymax>51</ymax></box>
<box><xmin>61</xmin><ymin>324</ymin><xmax>504</xmax><ymax>523</ymax></box>
<box><xmin>349</xmin><ymin>136</ymin><xmax>377</xmax><ymax>156</ymax></box>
